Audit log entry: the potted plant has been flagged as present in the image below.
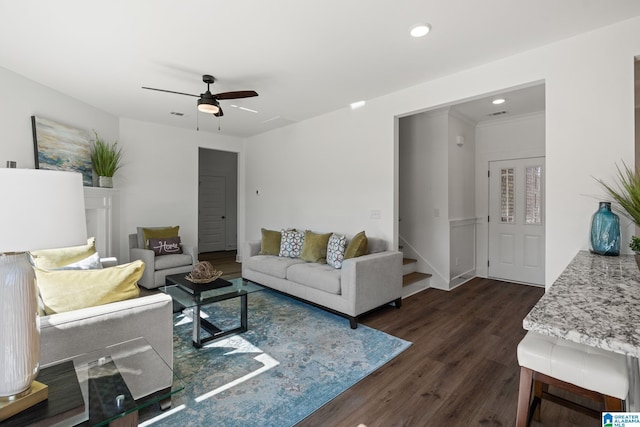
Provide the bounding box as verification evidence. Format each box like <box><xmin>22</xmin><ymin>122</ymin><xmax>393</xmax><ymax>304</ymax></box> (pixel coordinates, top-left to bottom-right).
<box><xmin>597</xmin><ymin>162</ymin><xmax>640</xmax><ymax>267</ymax></box>
<box><xmin>90</xmin><ymin>131</ymin><xmax>122</xmax><ymax>188</ymax></box>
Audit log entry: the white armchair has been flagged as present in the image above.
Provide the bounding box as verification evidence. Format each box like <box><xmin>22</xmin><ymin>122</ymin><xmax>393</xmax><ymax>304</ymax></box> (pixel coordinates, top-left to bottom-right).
<box><xmin>128</xmin><ymin>227</ymin><xmax>196</xmax><ymax>289</ymax></box>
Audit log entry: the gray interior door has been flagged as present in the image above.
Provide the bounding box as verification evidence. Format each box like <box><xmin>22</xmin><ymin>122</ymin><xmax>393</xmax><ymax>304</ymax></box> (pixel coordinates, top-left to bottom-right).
<box><xmin>198</xmin><ymin>175</ymin><xmax>226</xmax><ymax>252</ymax></box>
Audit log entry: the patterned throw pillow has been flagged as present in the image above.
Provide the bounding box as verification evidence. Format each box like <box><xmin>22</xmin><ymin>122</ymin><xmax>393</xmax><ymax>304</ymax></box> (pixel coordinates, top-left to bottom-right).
<box><xmin>279</xmin><ymin>229</ymin><xmax>305</xmax><ymax>258</ymax></box>
<box><xmin>326</xmin><ymin>233</ymin><xmax>347</xmax><ymax>268</ymax></box>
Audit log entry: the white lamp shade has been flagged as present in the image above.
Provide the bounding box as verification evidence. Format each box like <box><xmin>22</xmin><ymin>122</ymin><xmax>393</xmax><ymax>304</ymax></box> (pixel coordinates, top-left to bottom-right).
<box><xmin>0</xmin><ymin>169</ymin><xmax>87</xmax><ymax>252</ymax></box>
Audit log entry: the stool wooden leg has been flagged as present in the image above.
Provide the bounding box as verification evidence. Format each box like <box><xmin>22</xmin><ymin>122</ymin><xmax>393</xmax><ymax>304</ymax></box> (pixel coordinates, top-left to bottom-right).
<box><xmin>533</xmin><ymin>379</ymin><xmax>544</xmax><ymax>421</ymax></box>
<box><xmin>604</xmin><ymin>395</ymin><xmax>623</xmax><ymax>412</ymax></box>
<box><xmin>517</xmin><ymin>366</ymin><xmax>534</xmax><ymax>427</ymax></box>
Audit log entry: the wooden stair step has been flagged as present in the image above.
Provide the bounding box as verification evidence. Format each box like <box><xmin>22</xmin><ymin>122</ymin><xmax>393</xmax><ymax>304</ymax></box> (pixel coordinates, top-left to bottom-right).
<box><xmin>403</xmin><ymin>271</ymin><xmax>432</xmax><ymax>287</ymax></box>
<box><xmin>403</xmin><ymin>258</ymin><xmax>417</xmax><ymax>265</ymax></box>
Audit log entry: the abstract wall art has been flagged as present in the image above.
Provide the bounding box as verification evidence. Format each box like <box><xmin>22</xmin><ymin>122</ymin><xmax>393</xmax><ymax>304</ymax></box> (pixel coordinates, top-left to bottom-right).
<box><xmin>31</xmin><ymin>116</ymin><xmax>93</xmax><ymax>186</ymax></box>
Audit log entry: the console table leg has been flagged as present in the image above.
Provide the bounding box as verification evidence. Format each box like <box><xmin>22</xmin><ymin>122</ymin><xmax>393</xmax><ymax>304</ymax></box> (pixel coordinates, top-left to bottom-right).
<box><xmin>627</xmin><ymin>355</ymin><xmax>640</xmax><ymax>411</ymax></box>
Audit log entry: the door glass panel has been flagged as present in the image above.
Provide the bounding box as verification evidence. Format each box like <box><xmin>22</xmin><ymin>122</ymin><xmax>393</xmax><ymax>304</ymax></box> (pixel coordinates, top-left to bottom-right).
<box><xmin>525</xmin><ymin>166</ymin><xmax>541</xmax><ymax>224</ymax></box>
<box><xmin>500</xmin><ymin>168</ymin><xmax>515</xmax><ymax>223</ymax></box>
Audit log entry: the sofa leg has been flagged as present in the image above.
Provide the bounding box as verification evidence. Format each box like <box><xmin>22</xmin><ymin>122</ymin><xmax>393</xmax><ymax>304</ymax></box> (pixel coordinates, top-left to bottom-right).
<box><xmin>349</xmin><ymin>317</ymin><xmax>358</xmax><ymax>329</ymax></box>
<box><xmin>394</xmin><ymin>297</ymin><xmax>402</xmax><ymax>309</ymax></box>
<box><xmin>159</xmin><ymin>396</ymin><xmax>172</xmax><ymax>411</ymax></box>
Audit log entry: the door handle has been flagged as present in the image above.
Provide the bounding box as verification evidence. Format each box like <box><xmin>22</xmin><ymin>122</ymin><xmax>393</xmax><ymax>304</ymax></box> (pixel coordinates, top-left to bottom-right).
<box><xmin>221</xmin><ymin>216</ymin><xmax>225</xmax><ymax>219</ymax></box>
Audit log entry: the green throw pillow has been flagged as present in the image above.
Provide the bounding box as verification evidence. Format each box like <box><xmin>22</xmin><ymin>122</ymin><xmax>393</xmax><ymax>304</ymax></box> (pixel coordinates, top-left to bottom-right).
<box><xmin>259</xmin><ymin>228</ymin><xmax>281</xmax><ymax>255</ymax></box>
<box><xmin>36</xmin><ymin>260</ymin><xmax>144</xmax><ymax>315</ymax></box>
<box><xmin>344</xmin><ymin>231</ymin><xmax>368</xmax><ymax>259</ymax></box>
<box><xmin>300</xmin><ymin>231</ymin><xmax>332</xmax><ymax>263</ymax></box>
<box><xmin>30</xmin><ymin>237</ymin><xmax>97</xmax><ymax>269</ymax></box>
<box><xmin>142</xmin><ymin>226</ymin><xmax>179</xmax><ymax>249</ymax></box>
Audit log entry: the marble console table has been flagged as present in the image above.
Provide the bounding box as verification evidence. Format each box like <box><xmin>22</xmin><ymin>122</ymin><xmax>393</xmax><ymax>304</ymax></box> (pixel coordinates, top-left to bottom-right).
<box><xmin>524</xmin><ymin>250</ymin><xmax>640</xmax><ymax>409</ymax></box>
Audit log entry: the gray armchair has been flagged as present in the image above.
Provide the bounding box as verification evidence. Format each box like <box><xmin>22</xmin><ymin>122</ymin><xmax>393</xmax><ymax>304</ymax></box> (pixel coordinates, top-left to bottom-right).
<box><xmin>128</xmin><ymin>227</ymin><xmax>196</xmax><ymax>289</ymax></box>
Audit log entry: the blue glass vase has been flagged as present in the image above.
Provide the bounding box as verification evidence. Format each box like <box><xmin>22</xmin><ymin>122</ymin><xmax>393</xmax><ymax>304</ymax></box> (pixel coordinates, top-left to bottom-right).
<box><xmin>590</xmin><ymin>201</ymin><xmax>620</xmax><ymax>256</ymax></box>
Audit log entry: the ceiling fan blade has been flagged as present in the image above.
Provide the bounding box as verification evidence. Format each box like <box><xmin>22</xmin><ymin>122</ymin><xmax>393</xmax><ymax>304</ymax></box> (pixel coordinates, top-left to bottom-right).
<box><xmin>214</xmin><ymin>90</ymin><xmax>258</xmax><ymax>100</ymax></box>
<box><xmin>214</xmin><ymin>107</ymin><xmax>224</xmax><ymax>117</ymax></box>
<box><xmin>141</xmin><ymin>87</ymin><xmax>200</xmax><ymax>98</ymax></box>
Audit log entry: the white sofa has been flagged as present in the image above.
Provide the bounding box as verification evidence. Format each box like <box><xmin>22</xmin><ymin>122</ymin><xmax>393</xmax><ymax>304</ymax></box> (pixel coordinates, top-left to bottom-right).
<box><xmin>242</xmin><ymin>237</ymin><xmax>403</xmax><ymax>328</ymax></box>
<box><xmin>39</xmin><ymin>258</ymin><xmax>175</xmax><ymax>408</ymax></box>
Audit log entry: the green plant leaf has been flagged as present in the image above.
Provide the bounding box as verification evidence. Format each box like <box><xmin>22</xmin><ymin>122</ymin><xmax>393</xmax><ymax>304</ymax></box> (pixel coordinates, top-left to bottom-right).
<box><xmin>90</xmin><ymin>131</ymin><xmax>122</xmax><ymax>177</ymax></box>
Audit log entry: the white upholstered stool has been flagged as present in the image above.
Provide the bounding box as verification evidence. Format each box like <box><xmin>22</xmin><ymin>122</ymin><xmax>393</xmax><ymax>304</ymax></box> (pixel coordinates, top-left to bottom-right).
<box><xmin>516</xmin><ymin>331</ymin><xmax>628</xmax><ymax>427</ymax></box>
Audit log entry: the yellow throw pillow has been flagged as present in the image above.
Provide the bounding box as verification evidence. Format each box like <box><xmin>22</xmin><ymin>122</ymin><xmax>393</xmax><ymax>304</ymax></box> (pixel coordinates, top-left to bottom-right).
<box><xmin>259</xmin><ymin>228</ymin><xmax>282</xmax><ymax>255</ymax></box>
<box><xmin>344</xmin><ymin>231</ymin><xmax>368</xmax><ymax>259</ymax></box>
<box><xmin>300</xmin><ymin>230</ymin><xmax>332</xmax><ymax>263</ymax></box>
<box><xmin>142</xmin><ymin>226</ymin><xmax>180</xmax><ymax>249</ymax></box>
<box><xmin>36</xmin><ymin>260</ymin><xmax>144</xmax><ymax>315</ymax></box>
<box><xmin>30</xmin><ymin>237</ymin><xmax>97</xmax><ymax>269</ymax></box>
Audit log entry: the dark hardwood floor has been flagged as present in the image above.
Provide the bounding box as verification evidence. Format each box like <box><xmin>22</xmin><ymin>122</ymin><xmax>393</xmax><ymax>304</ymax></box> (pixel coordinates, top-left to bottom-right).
<box><xmin>297</xmin><ymin>278</ymin><xmax>602</xmax><ymax>427</ymax></box>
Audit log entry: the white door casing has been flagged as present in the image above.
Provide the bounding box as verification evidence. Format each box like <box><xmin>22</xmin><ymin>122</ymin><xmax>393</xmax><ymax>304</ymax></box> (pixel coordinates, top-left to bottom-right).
<box><xmin>488</xmin><ymin>157</ymin><xmax>545</xmax><ymax>286</ymax></box>
<box><xmin>198</xmin><ymin>175</ymin><xmax>226</xmax><ymax>253</ymax></box>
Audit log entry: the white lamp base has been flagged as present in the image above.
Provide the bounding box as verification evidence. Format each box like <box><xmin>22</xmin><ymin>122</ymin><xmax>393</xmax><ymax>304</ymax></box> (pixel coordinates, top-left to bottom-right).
<box><xmin>0</xmin><ymin>252</ymin><xmax>40</xmax><ymax>398</ymax></box>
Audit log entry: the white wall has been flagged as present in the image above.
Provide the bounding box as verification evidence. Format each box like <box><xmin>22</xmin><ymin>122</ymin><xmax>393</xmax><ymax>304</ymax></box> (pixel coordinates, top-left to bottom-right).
<box><xmin>448</xmin><ymin>112</ymin><xmax>476</xmax><ymax>284</ymax></box>
<box><xmin>246</xmin><ymin>17</ymin><xmax>640</xmax><ymax>287</ymax></box>
<box><xmin>475</xmin><ymin>112</ymin><xmax>546</xmax><ymax>278</ymax></box>
<box><xmin>398</xmin><ymin>110</ymin><xmax>449</xmax><ymax>288</ymax></box>
<box><xmin>244</xmin><ymin>103</ymin><xmax>394</xmax><ymax>245</ymax></box>
<box><xmin>448</xmin><ymin>112</ymin><xmax>477</xmax><ymax>220</ymax></box>
<box><xmin>117</xmin><ymin>118</ymin><xmax>244</xmax><ymax>261</ymax></box>
<box><xmin>0</xmin><ymin>65</ymin><xmax>119</xmax><ymax>171</ymax></box>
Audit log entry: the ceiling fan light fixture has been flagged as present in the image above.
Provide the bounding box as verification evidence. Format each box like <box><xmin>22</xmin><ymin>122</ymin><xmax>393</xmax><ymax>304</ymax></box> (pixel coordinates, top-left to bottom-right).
<box><xmin>197</xmin><ymin>98</ymin><xmax>220</xmax><ymax>114</ymax></box>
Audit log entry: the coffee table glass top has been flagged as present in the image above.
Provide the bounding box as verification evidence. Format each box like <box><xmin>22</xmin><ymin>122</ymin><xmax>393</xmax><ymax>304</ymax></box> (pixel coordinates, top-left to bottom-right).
<box><xmin>163</xmin><ymin>276</ymin><xmax>264</xmax><ymax>309</ymax></box>
<box><xmin>37</xmin><ymin>337</ymin><xmax>183</xmax><ymax>427</ymax></box>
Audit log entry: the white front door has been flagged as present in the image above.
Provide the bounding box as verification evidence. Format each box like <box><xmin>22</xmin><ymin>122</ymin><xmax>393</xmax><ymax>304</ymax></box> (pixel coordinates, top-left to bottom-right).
<box><xmin>488</xmin><ymin>157</ymin><xmax>545</xmax><ymax>286</ymax></box>
<box><xmin>198</xmin><ymin>175</ymin><xmax>226</xmax><ymax>253</ymax></box>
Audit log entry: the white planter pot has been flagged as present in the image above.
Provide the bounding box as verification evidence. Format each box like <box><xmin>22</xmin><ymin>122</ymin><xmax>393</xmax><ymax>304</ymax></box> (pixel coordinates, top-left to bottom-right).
<box><xmin>98</xmin><ymin>176</ymin><xmax>113</xmax><ymax>188</ymax></box>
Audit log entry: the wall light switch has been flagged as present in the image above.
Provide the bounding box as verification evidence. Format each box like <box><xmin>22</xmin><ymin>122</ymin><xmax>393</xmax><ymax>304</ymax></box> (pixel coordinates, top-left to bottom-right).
<box><xmin>370</xmin><ymin>209</ymin><xmax>382</xmax><ymax>219</ymax></box>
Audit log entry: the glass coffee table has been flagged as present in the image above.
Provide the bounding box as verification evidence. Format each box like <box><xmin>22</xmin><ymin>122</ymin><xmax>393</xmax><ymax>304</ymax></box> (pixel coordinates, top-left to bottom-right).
<box><xmin>163</xmin><ymin>275</ymin><xmax>264</xmax><ymax>348</ymax></box>
<box><xmin>2</xmin><ymin>337</ymin><xmax>183</xmax><ymax>427</ymax></box>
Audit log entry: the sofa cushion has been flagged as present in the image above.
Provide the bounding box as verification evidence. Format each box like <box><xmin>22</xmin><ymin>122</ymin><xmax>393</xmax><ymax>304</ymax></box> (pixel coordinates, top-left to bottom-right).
<box><xmin>344</xmin><ymin>231</ymin><xmax>368</xmax><ymax>259</ymax></box>
<box><xmin>31</xmin><ymin>237</ymin><xmax>97</xmax><ymax>269</ymax></box>
<box><xmin>36</xmin><ymin>260</ymin><xmax>143</xmax><ymax>315</ymax></box>
<box><xmin>154</xmin><ymin>253</ymin><xmax>193</xmax><ymax>270</ymax></box>
<box><xmin>326</xmin><ymin>233</ymin><xmax>347</xmax><ymax>269</ymax></box>
<box><xmin>55</xmin><ymin>252</ymin><xmax>103</xmax><ymax>270</ymax></box>
<box><xmin>259</xmin><ymin>228</ymin><xmax>281</xmax><ymax>255</ymax></box>
<box><xmin>367</xmin><ymin>237</ymin><xmax>387</xmax><ymax>254</ymax></box>
<box><xmin>300</xmin><ymin>230</ymin><xmax>332</xmax><ymax>263</ymax></box>
<box><xmin>137</xmin><ymin>226</ymin><xmax>179</xmax><ymax>249</ymax></box>
<box><xmin>286</xmin><ymin>263</ymin><xmax>342</xmax><ymax>295</ymax></box>
<box><xmin>245</xmin><ymin>255</ymin><xmax>305</xmax><ymax>279</ymax></box>
<box><xmin>279</xmin><ymin>229</ymin><xmax>305</xmax><ymax>258</ymax></box>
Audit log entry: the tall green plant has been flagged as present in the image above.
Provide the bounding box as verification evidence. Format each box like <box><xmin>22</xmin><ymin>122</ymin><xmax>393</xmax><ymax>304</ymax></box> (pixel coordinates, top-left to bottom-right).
<box><xmin>90</xmin><ymin>131</ymin><xmax>122</xmax><ymax>177</ymax></box>
<box><xmin>597</xmin><ymin>161</ymin><xmax>640</xmax><ymax>226</ymax></box>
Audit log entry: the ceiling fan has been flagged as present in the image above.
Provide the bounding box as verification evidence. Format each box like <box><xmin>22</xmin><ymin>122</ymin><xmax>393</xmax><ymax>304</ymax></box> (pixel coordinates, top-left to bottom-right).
<box><xmin>142</xmin><ymin>74</ymin><xmax>258</xmax><ymax>117</ymax></box>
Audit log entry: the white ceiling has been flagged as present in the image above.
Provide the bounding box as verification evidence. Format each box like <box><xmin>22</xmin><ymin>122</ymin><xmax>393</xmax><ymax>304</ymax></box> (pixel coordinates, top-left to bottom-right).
<box><xmin>1</xmin><ymin>1</ymin><xmax>639</xmax><ymax>138</ymax></box>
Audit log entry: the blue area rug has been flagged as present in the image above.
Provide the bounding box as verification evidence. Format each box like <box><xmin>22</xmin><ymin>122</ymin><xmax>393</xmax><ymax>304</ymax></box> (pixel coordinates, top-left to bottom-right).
<box><xmin>139</xmin><ymin>288</ymin><xmax>411</xmax><ymax>427</ymax></box>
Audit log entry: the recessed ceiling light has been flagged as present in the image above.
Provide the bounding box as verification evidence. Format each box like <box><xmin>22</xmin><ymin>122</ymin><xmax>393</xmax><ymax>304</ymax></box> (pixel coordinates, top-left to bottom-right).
<box><xmin>409</xmin><ymin>23</ymin><xmax>431</xmax><ymax>38</ymax></box>
<box><xmin>492</xmin><ymin>98</ymin><xmax>506</xmax><ymax>105</ymax></box>
<box><xmin>350</xmin><ymin>100</ymin><xmax>366</xmax><ymax>109</ymax></box>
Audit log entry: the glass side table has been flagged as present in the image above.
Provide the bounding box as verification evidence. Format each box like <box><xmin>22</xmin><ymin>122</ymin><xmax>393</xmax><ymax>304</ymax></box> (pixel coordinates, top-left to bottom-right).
<box><xmin>2</xmin><ymin>337</ymin><xmax>183</xmax><ymax>427</ymax></box>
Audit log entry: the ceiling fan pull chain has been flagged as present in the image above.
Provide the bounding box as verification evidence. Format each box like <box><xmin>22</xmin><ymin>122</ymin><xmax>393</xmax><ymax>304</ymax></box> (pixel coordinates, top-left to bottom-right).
<box><xmin>218</xmin><ymin>116</ymin><xmax>221</xmax><ymax>131</ymax></box>
<box><xmin>196</xmin><ymin>105</ymin><xmax>200</xmax><ymax>131</ymax></box>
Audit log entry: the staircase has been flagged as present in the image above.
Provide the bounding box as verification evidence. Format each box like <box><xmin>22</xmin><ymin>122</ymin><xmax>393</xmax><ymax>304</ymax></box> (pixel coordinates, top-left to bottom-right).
<box><xmin>402</xmin><ymin>258</ymin><xmax>431</xmax><ymax>295</ymax></box>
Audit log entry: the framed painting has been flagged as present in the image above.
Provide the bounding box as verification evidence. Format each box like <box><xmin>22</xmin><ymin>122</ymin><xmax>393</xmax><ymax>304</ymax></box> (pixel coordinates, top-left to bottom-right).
<box><xmin>31</xmin><ymin>116</ymin><xmax>93</xmax><ymax>186</ymax></box>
